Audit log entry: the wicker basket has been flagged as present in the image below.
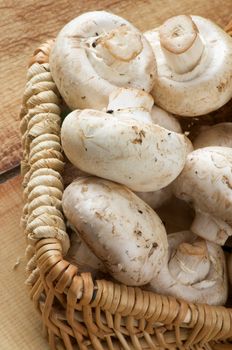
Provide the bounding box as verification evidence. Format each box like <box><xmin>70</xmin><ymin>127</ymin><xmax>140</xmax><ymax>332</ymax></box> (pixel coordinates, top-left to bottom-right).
<box><xmin>20</xmin><ymin>24</ymin><xmax>232</xmax><ymax>350</ymax></box>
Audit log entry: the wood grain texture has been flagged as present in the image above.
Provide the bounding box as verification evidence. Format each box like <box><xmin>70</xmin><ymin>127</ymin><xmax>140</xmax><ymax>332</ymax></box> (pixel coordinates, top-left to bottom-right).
<box><xmin>0</xmin><ymin>0</ymin><xmax>232</xmax><ymax>174</ymax></box>
<box><xmin>0</xmin><ymin>176</ymin><xmax>50</xmax><ymax>350</ymax></box>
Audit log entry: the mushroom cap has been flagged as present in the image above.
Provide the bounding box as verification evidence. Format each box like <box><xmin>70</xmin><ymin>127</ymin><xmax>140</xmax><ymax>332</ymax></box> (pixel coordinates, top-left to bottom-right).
<box><xmin>61</xmin><ymin>109</ymin><xmax>188</xmax><ymax>192</ymax></box>
<box><xmin>194</xmin><ymin>122</ymin><xmax>232</xmax><ymax>149</ymax></box>
<box><xmin>149</xmin><ymin>231</ymin><xmax>228</xmax><ymax>305</ymax></box>
<box><xmin>145</xmin><ymin>16</ymin><xmax>232</xmax><ymax>116</ymax></box>
<box><xmin>62</xmin><ymin>176</ymin><xmax>168</xmax><ymax>286</ymax></box>
<box><xmin>50</xmin><ymin>11</ymin><xmax>156</xmax><ymax>110</ymax></box>
<box><xmin>173</xmin><ymin>146</ymin><xmax>232</xmax><ymax>237</ymax></box>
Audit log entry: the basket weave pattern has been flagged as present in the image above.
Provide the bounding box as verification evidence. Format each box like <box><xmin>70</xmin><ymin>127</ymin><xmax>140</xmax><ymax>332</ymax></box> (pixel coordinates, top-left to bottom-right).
<box><xmin>20</xmin><ymin>38</ymin><xmax>232</xmax><ymax>350</ymax></box>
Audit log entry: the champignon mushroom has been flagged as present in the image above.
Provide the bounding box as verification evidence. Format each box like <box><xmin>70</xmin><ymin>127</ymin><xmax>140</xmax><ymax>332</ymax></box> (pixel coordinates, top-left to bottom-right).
<box><xmin>63</xmin><ymin>103</ymin><xmax>186</xmax><ymax>209</ymax></box>
<box><xmin>62</xmin><ymin>176</ymin><xmax>168</xmax><ymax>286</ymax></box>
<box><xmin>61</xmin><ymin>93</ymin><xmax>189</xmax><ymax>209</ymax></box>
<box><xmin>61</xmin><ymin>87</ymin><xmax>189</xmax><ymax>192</ymax></box>
<box><xmin>173</xmin><ymin>146</ymin><xmax>232</xmax><ymax>245</ymax></box>
<box><xmin>145</xmin><ymin>15</ymin><xmax>232</xmax><ymax>116</ymax></box>
<box><xmin>149</xmin><ymin>231</ymin><xmax>228</xmax><ymax>305</ymax></box>
<box><xmin>50</xmin><ymin>11</ymin><xmax>156</xmax><ymax>110</ymax></box>
<box><xmin>193</xmin><ymin>123</ymin><xmax>232</xmax><ymax>149</ymax></box>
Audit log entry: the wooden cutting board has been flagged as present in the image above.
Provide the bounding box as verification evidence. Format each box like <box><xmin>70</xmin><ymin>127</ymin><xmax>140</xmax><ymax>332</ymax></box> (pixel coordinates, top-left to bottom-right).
<box><xmin>0</xmin><ymin>1</ymin><xmax>231</xmax><ymax>349</ymax></box>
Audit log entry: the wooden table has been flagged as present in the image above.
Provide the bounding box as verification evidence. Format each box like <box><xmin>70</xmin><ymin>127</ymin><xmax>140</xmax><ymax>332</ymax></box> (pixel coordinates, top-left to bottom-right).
<box><xmin>0</xmin><ymin>1</ymin><xmax>231</xmax><ymax>349</ymax></box>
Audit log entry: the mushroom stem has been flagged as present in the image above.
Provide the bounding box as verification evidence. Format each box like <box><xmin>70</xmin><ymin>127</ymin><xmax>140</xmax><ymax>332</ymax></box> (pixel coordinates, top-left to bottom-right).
<box><xmin>107</xmin><ymin>88</ymin><xmax>154</xmax><ymax>123</ymax></box>
<box><xmin>93</xmin><ymin>25</ymin><xmax>143</xmax><ymax>64</ymax></box>
<box><xmin>191</xmin><ymin>211</ymin><xmax>232</xmax><ymax>245</ymax></box>
<box><xmin>159</xmin><ymin>15</ymin><xmax>205</xmax><ymax>74</ymax></box>
<box><xmin>169</xmin><ymin>239</ymin><xmax>210</xmax><ymax>284</ymax></box>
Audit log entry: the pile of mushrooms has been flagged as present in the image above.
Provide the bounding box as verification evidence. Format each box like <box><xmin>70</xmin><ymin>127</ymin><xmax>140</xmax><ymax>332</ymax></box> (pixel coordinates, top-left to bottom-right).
<box><xmin>48</xmin><ymin>11</ymin><xmax>232</xmax><ymax>305</ymax></box>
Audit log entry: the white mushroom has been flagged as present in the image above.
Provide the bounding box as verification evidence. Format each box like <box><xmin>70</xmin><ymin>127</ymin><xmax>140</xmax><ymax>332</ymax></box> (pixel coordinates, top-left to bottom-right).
<box><xmin>61</xmin><ymin>87</ymin><xmax>189</xmax><ymax>192</ymax></box>
<box><xmin>194</xmin><ymin>122</ymin><xmax>232</xmax><ymax>149</ymax></box>
<box><xmin>173</xmin><ymin>147</ymin><xmax>232</xmax><ymax>245</ymax></box>
<box><xmin>63</xmin><ymin>93</ymin><xmax>188</xmax><ymax>209</ymax></box>
<box><xmin>145</xmin><ymin>15</ymin><xmax>232</xmax><ymax>116</ymax></box>
<box><xmin>149</xmin><ymin>231</ymin><xmax>227</xmax><ymax>305</ymax></box>
<box><xmin>62</xmin><ymin>176</ymin><xmax>168</xmax><ymax>286</ymax></box>
<box><xmin>50</xmin><ymin>11</ymin><xmax>156</xmax><ymax>110</ymax></box>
